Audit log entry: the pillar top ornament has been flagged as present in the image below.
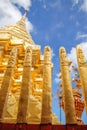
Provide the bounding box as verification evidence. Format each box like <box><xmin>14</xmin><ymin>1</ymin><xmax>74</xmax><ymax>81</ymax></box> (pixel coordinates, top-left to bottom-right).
<box><xmin>76</xmin><ymin>45</ymin><xmax>86</xmax><ymax>66</ymax></box>
<box><xmin>24</xmin><ymin>46</ymin><xmax>32</xmax><ymax>67</ymax></box>
<box><xmin>44</xmin><ymin>46</ymin><xmax>51</xmax><ymax>52</ymax></box>
<box><xmin>26</xmin><ymin>46</ymin><xmax>32</xmax><ymax>53</ymax></box>
<box><xmin>44</xmin><ymin>46</ymin><xmax>51</xmax><ymax>64</ymax></box>
<box><xmin>59</xmin><ymin>47</ymin><xmax>69</xmax><ymax>66</ymax></box>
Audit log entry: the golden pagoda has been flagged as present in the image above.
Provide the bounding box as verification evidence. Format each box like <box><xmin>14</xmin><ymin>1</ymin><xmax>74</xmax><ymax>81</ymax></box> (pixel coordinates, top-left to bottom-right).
<box><xmin>0</xmin><ymin>11</ymin><xmax>59</xmax><ymax>125</ymax></box>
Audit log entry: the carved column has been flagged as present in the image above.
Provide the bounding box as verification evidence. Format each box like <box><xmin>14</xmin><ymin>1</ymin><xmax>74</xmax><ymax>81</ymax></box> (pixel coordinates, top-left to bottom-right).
<box><xmin>41</xmin><ymin>46</ymin><xmax>52</xmax><ymax>124</ymax></box>
<box><xmin>59</xmin><ymin>47</ymin><xmax>77</xmax><ymax>124</ymax></box>
<box><xmin>76</xmin><ymin>45</ymin><xmax>87</xmax><ymax>113</ymax></box>
<box><xmin>17</xmin><ymin>46</ymin><xmax>32</xmax><ymax>123</ymax></box>
<box><xmin>0</xmin><ymin>47</ymin><xmax>17</xmax><ymax>121</ymax></box>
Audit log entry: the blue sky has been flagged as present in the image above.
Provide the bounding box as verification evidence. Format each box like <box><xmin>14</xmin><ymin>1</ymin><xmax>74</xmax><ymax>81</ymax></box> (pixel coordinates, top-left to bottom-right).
<box><xmin>0</xmin><ymin>0</ymin><xmax>87</xmax><ymax>124</ymax></box>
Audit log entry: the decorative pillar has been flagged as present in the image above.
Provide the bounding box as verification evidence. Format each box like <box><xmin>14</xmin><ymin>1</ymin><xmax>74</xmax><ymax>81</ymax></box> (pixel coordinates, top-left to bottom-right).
<box><xmin>17</xmin><ymin>46</ymin><xmax>32</xmax><ymax>123</ymax></box>
<box><xmin>0</xmin><ymin>47</ymin><xmax>18</xmax><ymax>121</ymax></box>
<box><xmin>76</xmin><ymin>45</ymin><xmax>87</xmax><ymax>113</ymax></box>
<box><xmin>59</xmin><ymin>47</ymin><xmax>77</xmax><ymax>124</ymax></box>
<box><xmin>41</xmin><ymin>46</ymin><xmax>52</xmax><ymax>124</ymax></box>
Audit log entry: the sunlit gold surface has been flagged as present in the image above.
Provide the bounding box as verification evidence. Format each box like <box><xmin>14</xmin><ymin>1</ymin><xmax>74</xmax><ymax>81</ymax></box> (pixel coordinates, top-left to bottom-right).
<box><xmin>76</xmin><ymin>45</ymin><xmax>87</xmax><ymax>113</ymax></box>
<box><xmin>59</xmin><ymin>47</ymin><xmax>77</xmax><ymax>124</ymax></box>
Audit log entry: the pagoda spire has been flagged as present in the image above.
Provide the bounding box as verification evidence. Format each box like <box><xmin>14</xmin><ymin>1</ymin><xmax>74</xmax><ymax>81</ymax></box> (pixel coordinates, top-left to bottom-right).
<box><xmin>23</xmin><ymin>8</ymin><xmax>29</xmax><ymax>17</ymax></box>
<box><xmin>17</xmin><ymin>8</ymin><xmax>29</xmax><ymax>27</ymax></box>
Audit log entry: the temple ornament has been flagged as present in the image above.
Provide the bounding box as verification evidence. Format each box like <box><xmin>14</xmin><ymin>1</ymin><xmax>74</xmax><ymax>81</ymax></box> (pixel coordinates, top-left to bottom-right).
<box><xmin>17</xmin><ymin>46</ymin><xmax>32</xmax><ymax>123</ymax></box>
<box><xmin>76</xmin><ymin>45</ymin><xmax>87</xmax><ymax>113</ymax></box>
<box><xmin>41</xmin><ymin>46</ymin><xmax>52</xmax><ymax>124</ymax></box>
<box><xmin>59</xmin><ymin>47</ymin><xmax>77</xmax><ymax>124</ymax></box>
<box><xmin>0</xmin><ymin>47</ymin><xmax>18</xmax><ymax>122</ymax></box>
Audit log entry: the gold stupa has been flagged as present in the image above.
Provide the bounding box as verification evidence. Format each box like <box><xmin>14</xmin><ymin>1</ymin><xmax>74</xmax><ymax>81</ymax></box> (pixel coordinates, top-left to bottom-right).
<box><xmin>0</xmin><ymin>11</ymin><xmax>59</xmax><ymax>124</ymax></box>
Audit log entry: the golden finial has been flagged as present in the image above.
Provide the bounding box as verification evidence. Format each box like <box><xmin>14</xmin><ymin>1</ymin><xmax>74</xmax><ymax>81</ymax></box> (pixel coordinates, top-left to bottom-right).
<box><xmin>17</xmin><ymin>8</ymin><xmax>29</xmax><ymax>27</ymax></box>
<box><xmin>23</xmin><ymin>7</ymin><xmax>29</xmax><ymax>17</ymax></box>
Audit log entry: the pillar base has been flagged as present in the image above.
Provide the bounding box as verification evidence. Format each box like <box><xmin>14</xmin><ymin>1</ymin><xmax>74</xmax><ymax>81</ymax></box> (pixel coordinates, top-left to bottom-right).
<box><xmin>40</xmin><ymin>124</ymin><xmax>52</xmax><ymax>130</ymax></box>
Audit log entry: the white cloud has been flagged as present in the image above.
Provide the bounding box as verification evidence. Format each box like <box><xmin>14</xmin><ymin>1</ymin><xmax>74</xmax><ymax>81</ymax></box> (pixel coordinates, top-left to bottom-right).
<box><xmin>76</xmin><ymin>32</ymin><xmax>87</xmax><ymax>40</ymax></box>
<box><xmin>55</xmin><ymin>74</ymin><xmax>61</xmax><ymax>83</ymax></box>
<box><xmin>72</xmin><ymin>0</ymin><xmax>87</xmax><ymax>12</ymax></box>
<box><xmin>67</xmin><ymin>42</ymin><xmax>87</xmax><ymax>67</ymax></box>
<box><xmin>80</xmin><ymin>0</ymin><xmax>87</xmax><ymax>12</ymax></box>
<box><xmin>51</xmin><ymin>49</ymin><xmax>55</xmax><ymax>59</ymax></box>
<box><xmin>0</xmin><ymin>0</ymin><xmax>33</xmax><ymax>31</ymax></box>
<box><xmin>67</xmin><ymin>47</ymin><xmax>77</xmax><ymax>66</ymax></box>
<box><xmin>72</xmin><ymin>0</ymin><xmax>79</xmax><ymax>5</ymax></box>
